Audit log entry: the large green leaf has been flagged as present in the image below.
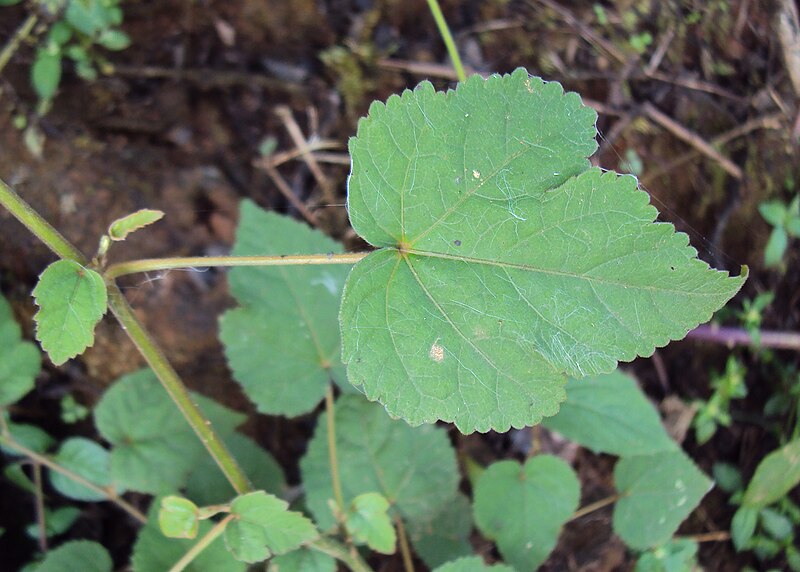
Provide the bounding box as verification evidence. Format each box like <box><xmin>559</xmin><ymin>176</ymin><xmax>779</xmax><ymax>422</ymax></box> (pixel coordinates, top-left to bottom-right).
<box><xmin>34</xmin><ymin>540</ymin><xmax>111</xmax><ymax>572</ymax></box>
<box><xmin>341</xmin><ymin>69</ymin><xmax>746</xmax><ymax>433</ymax></box>
<box><xmin>49</xmin><ymin>437</ymin><xmax>113</xmax><ymax>501</ymax></box>
<box><xmin>0</xmin><ymin>293</ymin><xmax>40</xmax><ymax>406</ymax></box>
<box><xmin>300</xmin><ymin>395</ymin><xmax>459</xmax><ymax>531</ymax></box>
<box><xmin>33</xmin><ymin>259</ymin><xmax>107</xmax><ymax>365</ymax></box>
<box><xmin>542</xmin><ymin>370</ymin><xmax>676</xmax><ymax>456</ymax></box>
<box><xmin>407</xmin><ymin>492</ymin><xmax>473</xmax><ymax>569</ymax></box>
<box><xmin>742</xmin><ymin>438</ymin><xmax>800</xmax><ymax>508</ymax></box>
<box><xmin>473</xmin><ymin>456</ymin><xmax>580</xmax><ymax>570</ymax></box>
<box><xmin>220</xmin><ymin>200</ymin><xmax>351</xmax><ymax>417</ymax></box>
<box><xmin>613</xmin><ymin>450</ymin><xmax>712</xmax><ymax>549</ymax></box>
<box><xmin>94</xmin><ymin>369</ymin><xmax>245</xmax><ymax>494</ymax></box>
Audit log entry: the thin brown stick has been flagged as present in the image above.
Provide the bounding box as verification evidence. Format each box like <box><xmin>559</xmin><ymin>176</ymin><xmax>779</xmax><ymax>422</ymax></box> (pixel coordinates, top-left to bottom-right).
<box><xmin>33</xmin><ymin>462</ymin><xmax>48</xmax><ymax>552</ymax></box>
<box><xmin>262</xmin><ymin>164</ymin><xmax>320</xmax><ymax>226</ymax></box>
<box><xmin>569</xmin><ymin>493</ymin><xmax>621</xmax><ymax>522</ymax></box>
<box><xmin>395</xmin><ymin>515</ymin><xmax>416</xmax><ymax>572</ymax></box>
<box><xmin>678</xmin><ymin>530</ymin><xmax>731</xmax><ymax>543</ymax></box>
<box><xmin>377</xmin><ymin>58</ymin><xmax>480</xmax><ymax>80</ymax></box>
<box><xmin>254</xmin><ymin>140</ymin><xmax>343</xmax><ymax>169</ymax></box>
<box><xmin>275</xmin><ymin>106</ymin><xmax>337</xmax><ymax>205</ymax></box>
<box><xmin>642</xmin><ymin>103</ymin><xmax>743</xmax><ymax>180</ymax></box>
<box><xmin>686</xmin><ymin>325</ymin><xmax>800</xmax><ymax>351</ymax></box>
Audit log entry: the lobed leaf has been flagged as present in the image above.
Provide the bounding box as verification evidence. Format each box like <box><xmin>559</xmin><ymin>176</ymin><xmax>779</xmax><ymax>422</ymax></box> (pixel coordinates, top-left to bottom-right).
<box><xmin>341</xmin><ymin>68</ymin><xmax>746</xmax><ymax>433</ymax></box>
<box><xmin>300</xmin><ymin>395</ymin><xmax>459</xmax><ymax>531</ymax></box>
<box><xmin>0</xmin><ymin>293</ymin><xmax>40</xmax><ymax>406</ymax></box>
<box><xmin>542</xmin><ymin>370</ymin><xmax>676</xmax><ymax>456</ymax></box>
<box><xmin>220</xmin><ymin>200</ymin><xmax>352</xmax><ymax>417</ymax></box>
<box><xmin>613</xmin><ymin>450</ymin><xmax>712</xmax><ymax>549</ymax></box>
<box><xmin>473</xmin><ymin>455</ymin><xmax>580</xmax><ymax>570</ymax></box>
<box><xmin>33</xmin><ymin>259</ymin><xmax>107</xmax><ymax>365</ymax></box>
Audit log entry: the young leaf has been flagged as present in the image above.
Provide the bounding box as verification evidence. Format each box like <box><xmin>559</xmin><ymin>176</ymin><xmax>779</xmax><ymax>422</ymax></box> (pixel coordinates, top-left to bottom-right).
<box><xmin>49</xmin><ymin>437</ymin><xmax>113</xmax><ymax>501</ymax></box>
<box><xmin>764</xmin><ymin>227</ymin><xmax>788</xmax><ymax>268</ymax></box>
<box><xmin>32</xmin><ymin>49</ymin><xmax>62</xmax><ymax>101</ymax></box>
<box><xmin>407</xmin><ymin>492</ymin><xmax>473</xmax><ymax>569</ymax></box>
<box><xmin>267</xmin><ymin>548</ymin><xmax>336</xmax><ymax>572</ymax></box>
<box><xmin>473</xmin><ymin>455</ymin><xmax>580</xmax><ymax>570</ymax></box>
<box><xmin>542</xmin><ymin>370</ymin><xmax>676</xmax><ymax>456</ymax></box>
<box><xmin>613</xmin><ymin>450</ymin><xmax>712</xmax><ymax>549</ymax></box>
<box><xmin>107</xmin><ymin>209</ymin><xmax>164</xmax><ymax>241</ymax></box>
<box><xmin>634</xmin><ymin>538</ymin><xmax>698</xmax><ymax>572</ymax></box>
<box><xmin>159</xmin><ymin>496</ymin><xmax>200</xmax><ymax>539</ymax></box>
<box><xmin>220</xmin><ymin>200</ymin><xmax>351</xmax><ymax>417</ymax></box>
<box><xmin>94</xmin><ymin>369</ymin><xmax>245</xmax><ymax>494</ymax></box>
<box><xmin>132</xmin><ymin>500</ymin><xmax>245</xmax><ymax>572</ymax></box>
<box><xmin>25</xmin><ymin>506</ymin><xmax>81</xmax><ymax>540</ymax></box>
<box><xmin>33</xmin><ymin>259</ymin><xmax>107</xmax><ymax>365</ymax></box>
<box><xmin>730</xmin><ymin>506</ymin><xmax>758</xmax><ymax>550</ymax></box>
<box><xmin>224</xmin><ymin>491</ymin><xmax>318</xmax><ymax>563</ymax></box>
<box><xmin>345</xmin><ymin>492</ymin><xmax>397</xmax><ymax>554</ymax></box>
<box><xmin>742</xmin><ymin>437</ymin><xmax>800</xmax><ymax>508</ymax></box>
<box><xmin>185</xmin><ymin>432</ymin><xmax>286</xmax><ymax>506</ymax></box>
<box><xmin>432</xmin><ymin>556</ymin><xmax>515</xmax><ymax>572</ymax></box>
<box><xmin>0</xmin><ymin>293</ymin><xmax>40</xmax><ymax>406</ymax></box>
<box><xmin>341</xmin><ymin>69</ymin><xmax>746</xmax><ymax>433</ymax></box>
<box><xmin>300</xmin><ymin>395</ymin><xmax>459</xmax><ymax>531</ymax></box>
<box><xmin>34</xmin><ymin>540</ymin><xmax>112</xmax><ymax>572</ymax></box>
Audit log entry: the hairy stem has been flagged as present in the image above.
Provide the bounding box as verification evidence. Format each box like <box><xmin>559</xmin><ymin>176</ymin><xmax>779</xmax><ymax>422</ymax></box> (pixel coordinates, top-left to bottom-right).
<box><xmin>0</xmin><ymin>12</ymin><xmax>38</xmax><ymax>75</ymax></box>
<box><xmin>0</xmin><ymin>434</ymin><xmax>147</xmax><ymax>524</ymax></box>
<box><xmin>425</xmin><ymin>0</ymin><xmax>466</xmax><ymax>82</ymax></box>
<box><xmin>686</xmin><ymin>324</ymin><xmax>800</xmax><ymax>351</ymax></box>
<box><xmin>169</xmin><ymin>514</ymin><xmax>235</xmax><ymax>572</ymax></box>
<box><xmin>105</xmin><ymin>252</ymin><xmax>368</xmax><ymax>279</ymax></box>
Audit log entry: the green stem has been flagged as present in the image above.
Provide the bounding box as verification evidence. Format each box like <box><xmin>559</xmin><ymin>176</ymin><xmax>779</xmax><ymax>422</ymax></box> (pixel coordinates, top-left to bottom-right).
<box><xmin>106</xmin><ymin>282</ymin><xmax>251</xmax><ymax>495</ymax></box>
<box><xmin>105</xmin><ymin>252</ymin><xmax>368</xmax><ymax>279</ymax></box>
<box><xmin>325</xmin><ymin>384</ymin><xmax>346</xmax><ymax>518</ymax></box>
<box><xmin>309</xmin><ymin>536</ymin><xmax>373</xmax><ymax>572</ymax></box>
<box><xmin>169</xmin><ymin>514</ymin><xmax>235</xmax><ymax>572</ymax></box>
<box><xmin>425</xmin><ymin>0</ymin><xmax>466</xmax><ymax>82</ymax></box>
<box><xmin>0</xmin><ymin>434</ymin><xmax>147</xmax><ymax>524</ymax></box>
<box><xmin>0</xmin><ymin>12</ymin><xmax>38</xmax><ymax>76</ymax></box>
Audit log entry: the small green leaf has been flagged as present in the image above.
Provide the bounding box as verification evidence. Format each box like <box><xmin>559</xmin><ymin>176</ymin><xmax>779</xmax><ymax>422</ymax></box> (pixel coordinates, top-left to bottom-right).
<box><xmin>542</xmin><ymin>370</ymin><xmax>676</xmax><ymax>456</ymax></box>
<box><xmin>759</xmin><ymin>201</ymin><xmax>788</xmax><ymax>227</ymax></box>
<box><xmin>32</xmin><ymin>50</ymin><xmax>62</xmax><ymax>101</ymax></box>
<box><xmin>712</xmin><ymin>462</ymin><xmax>743</xmax><ymax>493</ymax></box>
<box><xmin>759</xmin><ymin>507</ymin><xmax>793</xmax><ymax>541</ymax></box>
<box><xmin>345</xmin><ymin>492</ymin><xmax>396</xmax><ymax>554</ymax></box>
<box><xmin>300</xmin><ymin>395</ymin><xmax>459</xmax><ymax>531</ymax></box>
<box><xmin>34</xmin><ymin>540</ymin><xmax>112</xmax><ymax>572</ymax></box>
<box><xmin>432</xmin><ymin>556</ymin><xmax>515</xmax><ymax>572</ymax></box>
<box><xmin>224</xmin><ymin>491</ymin><xmax>318</xmax><ymax>563</ymax></box>
<box><xmin>408</xmin><ymin>492</ymin><xmax>473</xmax><ymax>569</ymax></box>
<box><xmin>731</xmin><ymin>506</ymin><xmax>758</xmax><ymax>550</ymax></box>
<box><xmin>97</xmin><ymin>28</ymin><xmax>130</xmax><ymax>50</ymax></box>
<box><xmin>65</xmin><ymin>0</ymin><xmax>106</xmax><ymax>35</ymax></box>
<box><xmin>49</xmin><ymin>437</ymin><xmax>113</xmax><ymax>501</ymax></box>
<box><xmin>95</xmin><ymin>369</ymin><xmax>245</xmax><ymax>494</ymax></box>
<box><xmin>5</xmin><ymin>462</ymin><xmax>36</xmax><ymax>493</ymax></box>
<box><xmin>0</xmin><ymin>293</ymin><xmax>40</xmax><ymax>406</ymax></box>
<box><xmin>634</xmin><ymin>538</ymin><xmax>698</xmax><ymax>572</ymax></box>
<box><xmin>48</xmin><ymin>22</ymin><xmax>73</xmax><ymax>46</ymax></box>
<box><xmin>159</xmin><ymin>496</ymin><xmax>200</xmax><ymax>539</ymax></box>
<box><xmin>185</xmin><ymin>432</ymin><xmax>286</xmax><ymax>506</ymax></box>
<box><xmin>267</xmin><ymin>548</ymin><xmax>336</xmax><ymax>572</ymax></box>
<box><xmin>33</xmin><ymin>259</ymin><xmax>107</xmax><ymax>365</ymax></box>
<box><xmin>473</xmin><ymin>456</ymin><xmax>580</xmax><ymax>570</ymax></box>
<box><xmin>107</xmin><ymin>209</ymin><xmax>164</xmax><ymax>241</ymax></box>
<box><xmin>25</xmin><ymin>506</ymin><xmax>80</xmax><ymax>539</ymax></box>
<box><xmin>220</xmin><ymin>200</ymin><xmax>351</xmax><ymax>417</ymax></box>
<box><xmin>342</xmin><ymin>69</ymin><xmax>745</xmax><ymax>433</ymax></box>
<box><xmin>613</xmin><ymin>450</ymin><xmax>712</xmax><ymax>549</ymax></box>
<box><xmin>132</xmin><ymin>500</ymin><xmax>244</xmax><ymax>572</ymax></box>
<box><xmin>742</xmin><ymin>438</ymin><xmax>800</xmax><ymax>508</ymax></box>
<box><xmin>764</xmin><ymin>227</ymin><xmax>788</xmax><ymax>268</ymax></box>
<box><xmin>1</xmin><ymin>420</ymin><xmax>54</xmax><ymax>454</ymax></box>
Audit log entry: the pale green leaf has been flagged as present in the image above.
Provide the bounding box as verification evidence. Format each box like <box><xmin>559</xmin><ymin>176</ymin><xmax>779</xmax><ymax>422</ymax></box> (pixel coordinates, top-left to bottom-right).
<box><xmin>759</xmin><ymin>507</ymin><xmax>793</xmax><ymax>541</ymax></box>
<box><xmin>407</xmin><ymin>492</ymin><xmax>473</xmax><ymax>569</ymax></box>
<box><xmin>634</xmin><ymin>538</ymin><xmax>698</xmax><ymax>572</ymax></box>
<box><xmin>33</xmin><ymin>260</ymin><xmax>107</xmax><ymax>365</ymax></box>
<box><xmin>49</xmin><ymin>437</ymin><xmax>113</xmax><ymax>501</ymax></box>
<box><xmin>132</xmin><ymin>499</ymin><xmax>245</xmax><ymax>572</ymax></box>
<box><xmin>731</xmin><ymin>506</ymin><xmax>757</xmax><ymax>550</ymax></box>
<box><xmin>268</xmin><ymin>548</ymin><xmax>335</xmax><ymax>572</ymax></box>
<box><xmin>185</xmin><ymin>432</ymin><xmax>286</xmax><ymax>506</ymax></box>
<box><xmin>97</xmin><ymin>29</ymin><xmax>130</xmax><ymax>51</ymax></box>
<box><xmin>26</xmin><ymin>506</ymin><xmax>81</xmax><ymax>539</ymax></box>
<box><xmin>759</xmin><ymin>201</ymin><xmax>788</xmax><ymax>227</ymax></box>
<box><xmin>107</xmin><ymin>209</ymin><xmax>164</xmax><ymax>241</ymax></box>
<box><xmin>1</xmin><ymin>420</ymin><xmax>54</xmax><ymax>454</ymax></box>
<box><xmin>94</xmin><ymin>369</ymin><xmax>245</xmax><ymax>494</ymax></box>
<box><xmin>32</xmin><ymin>50</ymin><xmax>61</xmax><ymax>101</ymax></box>
<box><xmin>65</xmin><ymin>0</ymin><xmax>106</xmax><ymax>35</ymax></box>
<box><xmin>742</xmin><ymin>438</ymin><xmax>800</xmax><ymax>508</ymax></box>
<box><xmin>542</xmin><ymin>370</ymin><xmax>676</xmax><ymax>456</ymax></box>
<box><xmin>345</xmin><ymin>492</ymin><xmax>396</xmax><ymax>554</ymax></box>
<box><xmin>159</xmin><ymin>496</ymin><xmax>200</xmax><ymax>539</ymax></box>
<box><xmin>300</xmin><ymin>395</ymin><xmax>459</xmax><ymax>531</ymax></box>
<box><xmin>613</xmin><ymin>450</ymin><xmax>712</xmax><ymax>549</ymax></box>
<box><xmin>764</xmin><ymin>227</ymin><xmax>788</xmax><ymax>268</ymax></box>
<box><xmin>432</xmin><ymin>556</ymin><xmax>515</xmax><ymax>572</ymax></box>
<box><xmin>220</xmin><ymin>200</ymin><xmax>351</xmax><ymax>417</ymax></box>
<box><xmin>0</xmin><ymin>293</ymin><xmax>40</xmax><ymax>406</ymax></box>
<box><xmin>224</xmin><ymin>491</ymin><xmax>318</xmax><ymax>563</ymax></box>
<box><xmin>341</xmin><ymin>69</ymin><xmax>746</xmax><ymax>433</ymax></box>
<box><xmin>34</xmin><ymin>540</ymin><xmax>111</xmax><ymax>572</ymax></box>
<box><xmin>473</xmin><ymin>455</ymin><xmax>580</xmax><ymax>570</ymax></box>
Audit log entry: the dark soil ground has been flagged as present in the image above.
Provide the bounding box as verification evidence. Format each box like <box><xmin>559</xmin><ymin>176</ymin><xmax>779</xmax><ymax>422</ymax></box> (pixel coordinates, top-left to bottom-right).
<box><xmin>1</xmin><ymin>0</ymin><xmax>800</xmax><ymax>570</ymax></box>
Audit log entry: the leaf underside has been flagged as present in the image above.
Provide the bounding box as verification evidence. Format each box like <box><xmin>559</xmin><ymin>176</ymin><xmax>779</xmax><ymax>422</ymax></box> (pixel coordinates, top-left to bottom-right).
<box><xmin>341</xmin><ymin>68</ymin><xmax>746</xmax><ymax>433</ymax></box>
